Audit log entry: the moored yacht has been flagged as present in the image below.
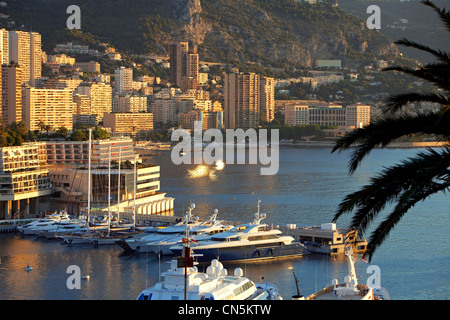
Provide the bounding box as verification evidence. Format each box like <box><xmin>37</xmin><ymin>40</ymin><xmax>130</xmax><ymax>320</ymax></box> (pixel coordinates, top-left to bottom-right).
<box><xmin>301</xmin><ymin>247</ymin><xmax>390</xmax><ymax>300</ymax></box>
<box><xmin>116</xmin><ymin>204</ymin><xmax>202</xmax><ymax>253</ymax></box>
<box><xmin>147</xmin><ymin>209</ymin><xmax>234</xmax><ymax>255</ymax></box>
<box><xmin>18</xmin><ymin>212</ymin><xmax>71</xmax><ymax>236</ymax></box>
<box><xmin>170</xmin><ymin>202</ymin><xmax>309</xmax><ymax>263</ymax></box>
<box><xmin>137</xmin><ymin>258</ymin><xmax>282</xmax><ymax>300</ymax></box>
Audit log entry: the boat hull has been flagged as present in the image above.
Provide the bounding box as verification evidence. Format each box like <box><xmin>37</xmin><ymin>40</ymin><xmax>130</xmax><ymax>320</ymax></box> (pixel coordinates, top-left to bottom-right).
<box><xmin>171</xmin><ymin>242</ymin><xmax>309</xmax><ymax>263</ymax></box>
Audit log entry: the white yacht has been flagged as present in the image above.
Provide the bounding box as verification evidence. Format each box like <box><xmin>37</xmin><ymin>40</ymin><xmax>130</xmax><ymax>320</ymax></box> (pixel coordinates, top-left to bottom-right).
<box><xmin>18</xmin><ymin>212</ymin><xmax>71</xmax><ymax>236</ymax></box>
<box><xmin>39</xmin><ymin>221</ymin><xmax>88</xmax><ymax>239</ymax></box>
<box><xmin>136</xmin><ymin>258</ymin><xmax>282</xmax><ymax>300</ymax></box>
<box><xmin>170</xmin><ymin>203</ymin><xmax>309</xmax><ymax>263</ymax></box>
<box><xmin>302</xmin><ymin>247</ymin><xmax>390</xmax><ymax>300</ymax></box>
<box><xmin>147</xmin><ymin>209</ymin><xmax>234</xmax><ymax>255</ymax></box>
<box><xmin>116</xmin><ymin>205</ymin><xmax>202</xmax><ymax>253</ymax></box>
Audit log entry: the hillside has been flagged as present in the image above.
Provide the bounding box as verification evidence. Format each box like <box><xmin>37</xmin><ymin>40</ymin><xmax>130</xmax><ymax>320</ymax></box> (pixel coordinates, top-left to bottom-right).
<box><xmin>0</xmin><ymin>0</ymin><xmax>401</xmax><ymax>69</ymax></box>
<box><xmin>339</xmin><ymin>0</ymin><xmax>450</xmax><ymax>63</ymax></box>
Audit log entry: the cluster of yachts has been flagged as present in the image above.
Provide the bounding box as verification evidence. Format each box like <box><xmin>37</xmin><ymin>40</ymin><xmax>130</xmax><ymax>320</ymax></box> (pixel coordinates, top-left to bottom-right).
<box><xmin>16</xmin><ymin>202</ymin><xmax>390</xmax><ymax>301</ymax></box>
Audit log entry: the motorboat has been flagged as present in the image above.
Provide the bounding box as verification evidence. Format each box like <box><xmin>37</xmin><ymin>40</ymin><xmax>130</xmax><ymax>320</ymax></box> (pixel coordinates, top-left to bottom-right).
<box><xmin>147</xmin><ymin>209</ymin><xmax>234</xmax><ymax>255</ymax></box>
<box><xmin>302</xmin><ymin>247</ymin><xmax>390</xmax><ymax>300</ymax></box>
<box><xmin>116</xmin><ymin>204</ymin><xmax>202</xmax><ymax>253</ymax></box>
<box><xmin>136</xmin><ymin>258</ymin><xmax>282</xmax><ymax>300</ymax></box>
<box><xmin>19</xmin><ymin>213</ymin><xmax>71</xmax><ymax>236</ymax></box>
<box><xmin>17</xmin><ymin>211</ymin><xmax>70</xmax><ymax>235</ymax></box>
<box><xmin>39</xmin><ymin>221</ymin><xmax>89</xmax><ymax>239</ymax></box>
<box><xmin>170</xmin><ymin>201</ymin><xmax>309</xmax><ymax>263</ymax></box>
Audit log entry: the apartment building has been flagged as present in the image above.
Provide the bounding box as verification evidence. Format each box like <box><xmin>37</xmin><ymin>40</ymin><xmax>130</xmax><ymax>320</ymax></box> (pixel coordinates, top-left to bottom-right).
<box><xmin>22</xmin><ymin>87</ymin><xmax>75</xmax><ymax>131</ymax></box>
<box><xmin>112</xmin><ymin>94</ymin><xmax>148</xmax><ymax>113</ymax></box>
<box><xmin>9</xmin><ymin>31</ymin><xmax>41</xmax><ymax>85</ymax></box>
<box><xmin>76</xmin><ymin>82</ymin><xmax>112</xmax><ymax>124</ymax></box>
<box><xmin>0</xmin><ymin>142</ymin><xmax>51</xmax><ymax>219</ymax></box>
<box><xmin>177</xmin><ymin>110</ymin><xmax>223</xmax><ymax>131</ymax></box>
<box><xmin>224</xmin><ymin>72</ymin><xmax>260</xmax><ymax>129</ymax></box>
<box><xmin>170</xmin><ymin>42</ymin><xmax>189</xmax><ymax>88</ymax></box>
<box><xmin>45</xmin><ymin>136</ymin><xmax>136</xmax><ymax>166</ymax></box>
<box><xmin>1</xmin><ymin>63</ymin><xmax>23</xmax><ymax>125</ymax></box>
<box><xmin>260</xmin><ymin>76</ymin><xmax>275</xmax><ymax>123</ymax></box>
<box><xmin>150</xmin><ymin>99</ymin><xmax>178</xmax><ymax>125</ymax></box>
<box><xmin>114</xmin><ymin>66</ymin><xmax>133</xmax><ymax>94</ymax></box>
<box><xmin>103</xmin><ymin>113</ymin><xmax>154</xmax><ymax>136</ymax></box>
<box><xmin>0</xmin><ymin>28</ymin><xmax>9</xmax><ymax>65</ymax></box>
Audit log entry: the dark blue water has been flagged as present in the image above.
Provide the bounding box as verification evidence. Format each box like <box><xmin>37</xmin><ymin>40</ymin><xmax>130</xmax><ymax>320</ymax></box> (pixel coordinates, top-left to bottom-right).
<box><xmin>0</xmin><ymin>146</ymin><xmax>448</xmax><ymax>300</ymax></box>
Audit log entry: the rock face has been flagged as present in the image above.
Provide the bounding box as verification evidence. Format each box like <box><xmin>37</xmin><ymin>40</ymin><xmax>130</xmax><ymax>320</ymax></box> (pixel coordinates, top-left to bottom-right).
<box><xmin>173</xmin><ymin>0</ymin><xmax>202</xmax><ymax>23</ymax></box>
<box><xmin>166</xmin><ymin>0</ymin><xmax>398</xmax><ymax>68</ymax></box>
<box><xmin>5</xmin><ymin>0</ymin><xmax>400</xmax><ymax>69</ymax></box>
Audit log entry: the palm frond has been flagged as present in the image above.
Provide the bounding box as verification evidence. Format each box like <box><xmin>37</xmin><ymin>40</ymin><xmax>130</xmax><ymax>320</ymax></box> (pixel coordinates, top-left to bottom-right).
<box><xmin>333</xmin><ymin>148</ymin><xmax>450</xmax><ymax>261</ymax></box>
<box><xmin>383</xmin><ymin>92</ymin><xmax>450</xmax><ymax>115</ymax></box>
<box><xmin>395</xmin><ymin>38</ymin><xmax>450</xmax><ymax>64</ymax></box>
<box><xmin>332</xmin><ymin>113</ymin><xmax>450</xmax><ymax>173</ymax></box>
<box><xmin>421</xmin><ymin>0</ymin><xmax>450</xmax><ymax>33</ymax></box>
<box><xmin>365</xmin><ymin>177</ymin><xmax>450</xmax><ymax>261</ymax></box>
<box><xmin>383</xmin><ymin>64</ymin><xmax>450</xmax><ymax>92</ymax></box>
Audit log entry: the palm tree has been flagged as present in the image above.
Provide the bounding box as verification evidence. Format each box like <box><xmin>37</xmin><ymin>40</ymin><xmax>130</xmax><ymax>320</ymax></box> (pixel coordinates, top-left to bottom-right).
<box><xmin>331</xmin><ymin>0</ymin><xmax>450</xmax><ymax>261</ymax></box>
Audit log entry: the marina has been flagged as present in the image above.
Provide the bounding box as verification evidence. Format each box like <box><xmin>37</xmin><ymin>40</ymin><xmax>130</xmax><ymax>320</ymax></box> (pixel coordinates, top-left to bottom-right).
<box><xmin>0</xmin><ymin>147</ymin><xmax>448</xmax><ymax>300</ymax></box>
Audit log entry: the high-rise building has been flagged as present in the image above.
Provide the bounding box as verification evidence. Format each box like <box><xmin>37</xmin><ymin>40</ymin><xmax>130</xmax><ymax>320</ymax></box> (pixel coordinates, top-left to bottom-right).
<box><xmin>170</xmin><ymin>42</ymin><xmax>188</xmax><ymax>88</ymax></box>
<box><xmin>1</xmin><ymin>63</ymin><xmax>23</xmax><ymax>125</ymax></box>
<box><xmin>114</xmin><ymin>66</ymin><xmax>133</xmax><ymax>94</ymax></box>
<box><xmin>22</xmin><ymin>87</ymin><xmax>75</xmax><ymax>131</ymax></box>
<box><xmin>8</xmin><ymin>31</ymin><xmax>41</xmax><ymax>86</ymax></box>
<box><xmin>0</xmin><ymin>28</ymin><xmax>9</xmax><ymax>65</ymax></box>
<box><xmin>259</xmin><ymin>76</ymin><xmax>275</xmax><ymax>123</ymax></box>
<box><xmin>224</xmin><ymin>72</ymin><xmax>260</xmax><ymax>129</ymax></box>
<box><xmin>76</xmin><ymin>82</ymin><xmax>112</xmax><ymax>123</ymax></box>
<box><xmin>170</xmin><ymin>42</ymin><xmax>200</xmax><ymax>92</ymax></box>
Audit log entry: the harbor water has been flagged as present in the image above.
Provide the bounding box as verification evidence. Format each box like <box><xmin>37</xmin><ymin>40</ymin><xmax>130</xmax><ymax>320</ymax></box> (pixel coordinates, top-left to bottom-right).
<box><xmin>0</xmin><ymin>146</ymin><xmax>448</xmax><ymax>300</ymax></box>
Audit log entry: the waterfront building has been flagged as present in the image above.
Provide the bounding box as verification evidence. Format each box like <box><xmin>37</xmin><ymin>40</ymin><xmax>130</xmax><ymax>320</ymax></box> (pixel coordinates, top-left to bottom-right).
<box><xmin>345</xmin><ymin>103</ymin><xmax>371</xmax><ymax>128</ymax></box>
<box><xmin>22</xmin><ymin>87</ymin><xmax>75</xmax><ymax>131</ymax></box>
<box><xmin>284</xmin><ymin>101</ymin><xmax>370</xmax><ymax>128</ymax></box>
<box><xmin>0</xmin><ymin>142</ymin><xmax>51</xmax><ymax>219</ymax></box>
<box><xmin>45</xmin><ymin>136</ymin><xmax>135</xmax><ymax>165</ymax></box>
<box><xmin>103</xmin><ymin>112</ymin><xmax>154</xmax><ymax>137</ymax></box>
<box><xmin>49</xmin><ymin>164</ymin><xmax>174</xmax><ymax>217</ymax></box>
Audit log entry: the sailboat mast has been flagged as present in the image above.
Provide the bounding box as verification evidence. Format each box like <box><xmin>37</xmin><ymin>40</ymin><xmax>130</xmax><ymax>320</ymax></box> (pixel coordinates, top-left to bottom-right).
<box><xmin>108</xmin><ymin>145</ymin><xmax>111</xmax><ymax>236</ymax></box>
<box><xmin>133</xmin><ymin>155</ymin><xmax>137</xmax><ymax>229</ymax></box>
<box><xmin>87</xmin><ymin>128</ymin><xmax>92</xmax><ymax>234</ymax></box>
<box><xmin>117</xmin><ymin>146</ymin><xmax>121</xmax><ymax>222</ymax></box>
